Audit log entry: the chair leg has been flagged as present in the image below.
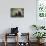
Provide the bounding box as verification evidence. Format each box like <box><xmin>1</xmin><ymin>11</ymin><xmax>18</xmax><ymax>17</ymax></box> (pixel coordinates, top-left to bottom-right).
<box><xmin>15</xmin><ymin>34</ymin><xmax>18</xmax><ymax>46</ymax></box>
<box><xmin>4</xmin><ymin>41</ymin><xmax>7</xmax><ymax>46</ymax></box>
<box><xmin>17</xmin><ymin>34</ymin><xmax>18</xmax><ymax>46</ymax></box>
<box><xmin>4</xmin><ymin>33</ymin><xmax>7</xmax><ymax>46</ymax></box>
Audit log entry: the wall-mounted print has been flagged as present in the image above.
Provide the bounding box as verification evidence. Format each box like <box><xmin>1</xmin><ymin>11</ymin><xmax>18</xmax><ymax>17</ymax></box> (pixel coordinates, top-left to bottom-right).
<box><xmin>37</xmin><ymin>0</ymin><xmax>46</xmax><ymax>18</ymax></box>
<box><xmin>11</xmin><ymin>8</ymin><xmax>24</xmax><ymax>17</ymax></box>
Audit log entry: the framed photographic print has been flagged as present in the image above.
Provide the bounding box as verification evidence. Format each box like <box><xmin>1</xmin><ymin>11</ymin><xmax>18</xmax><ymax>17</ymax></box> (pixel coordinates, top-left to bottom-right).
<box><xmin>36</xmin><ymin>0</ymin><xmax>46</xmax><ymax>26</ymax></box>
<box><xmin>37</xmin><ymin>0</ymin><xmax>46</xmax><ymax>18</ymax></box>
<box><xmin>11</xmin><ymin>8</ymin><xmax>24</xmax><ymax>17</ymax></box>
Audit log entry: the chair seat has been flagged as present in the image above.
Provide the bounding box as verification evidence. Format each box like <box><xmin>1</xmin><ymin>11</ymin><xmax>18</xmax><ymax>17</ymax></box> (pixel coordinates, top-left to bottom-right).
<box><xmin>6</xmin><ymin>33</ymin><xmax>17</xmax><ymax>36</ymax></box>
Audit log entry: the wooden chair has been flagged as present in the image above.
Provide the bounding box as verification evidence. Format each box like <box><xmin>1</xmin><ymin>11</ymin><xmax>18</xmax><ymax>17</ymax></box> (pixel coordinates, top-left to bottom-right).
<box><xmin>20</xmin><ymin>33</ymin><xmax>30</xmax><ymax>46</ymax></box>
<box><xmin>4</xmin><ymin>33</ymin><xmax>18</xmax><ymax>46</ymax></box>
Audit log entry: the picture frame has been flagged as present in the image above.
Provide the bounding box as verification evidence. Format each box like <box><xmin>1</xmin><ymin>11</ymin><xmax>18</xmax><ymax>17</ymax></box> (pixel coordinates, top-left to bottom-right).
<box><xmin>37</xmin><ymin>0</ymin><xmax>46</xmax><ymax>18</ymax></box>
<box><xmin>11</xmin><ymin>8</ymin><xmax>24</xmax><ymax>17</ymax></box>
<box><xmin>36</xmin><ymin>0</ymin><xmax>46</xmax><ymax>26</ymax></box>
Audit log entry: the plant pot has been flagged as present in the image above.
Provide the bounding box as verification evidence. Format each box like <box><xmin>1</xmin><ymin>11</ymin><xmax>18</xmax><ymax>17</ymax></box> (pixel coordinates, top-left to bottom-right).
<box><xmin>37</xmin><ymin>39</ymin><xmax>45</xmax><ymax>44</ymax></box>
<box><xmin>37</xmin><ymin>39</ymin><xmax>40</xmax><ymax>43</ymax></box>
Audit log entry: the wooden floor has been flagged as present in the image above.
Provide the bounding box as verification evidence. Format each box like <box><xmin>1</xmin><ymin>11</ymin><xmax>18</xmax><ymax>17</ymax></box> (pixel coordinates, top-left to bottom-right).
<box><xmin>0</xmin><ymin>42</ymin><xmax>46</xmax><ymax>46</ymax></box>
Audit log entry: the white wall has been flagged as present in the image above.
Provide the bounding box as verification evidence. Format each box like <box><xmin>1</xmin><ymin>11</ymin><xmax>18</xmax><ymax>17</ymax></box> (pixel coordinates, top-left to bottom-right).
<box><xmin>0</xmin><ymin>0</ymin><xmax>36</xmax><ymax>42</ymax></box>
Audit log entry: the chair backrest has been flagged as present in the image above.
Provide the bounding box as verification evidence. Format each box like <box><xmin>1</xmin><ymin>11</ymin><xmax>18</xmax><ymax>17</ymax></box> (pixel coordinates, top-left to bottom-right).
<box><xmin>11</xmin><ymin>27</ymin><xmax>18</xmax><ymax>34</ymax></box>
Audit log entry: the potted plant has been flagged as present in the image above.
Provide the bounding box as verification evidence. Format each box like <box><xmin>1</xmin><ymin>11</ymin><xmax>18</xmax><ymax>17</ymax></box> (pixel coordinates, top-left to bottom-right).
<box><xmin>32</xmin><ymin>24</ymin><xmax>45</xmax><ymax>30</ymax></box>
<box><xmin>32</xmin><ymin>25</ymin><xmax>39</xmax><ymax>30</ymax></box>
<box><xmin>33</xmin><ymin>32</ymin><xmax>46</xmax><ymax>43</ymax></box>
<box><xmin>40</xmin><ymin>26</ymin><xmax>45</xmax><ymax>29</ymax></box>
